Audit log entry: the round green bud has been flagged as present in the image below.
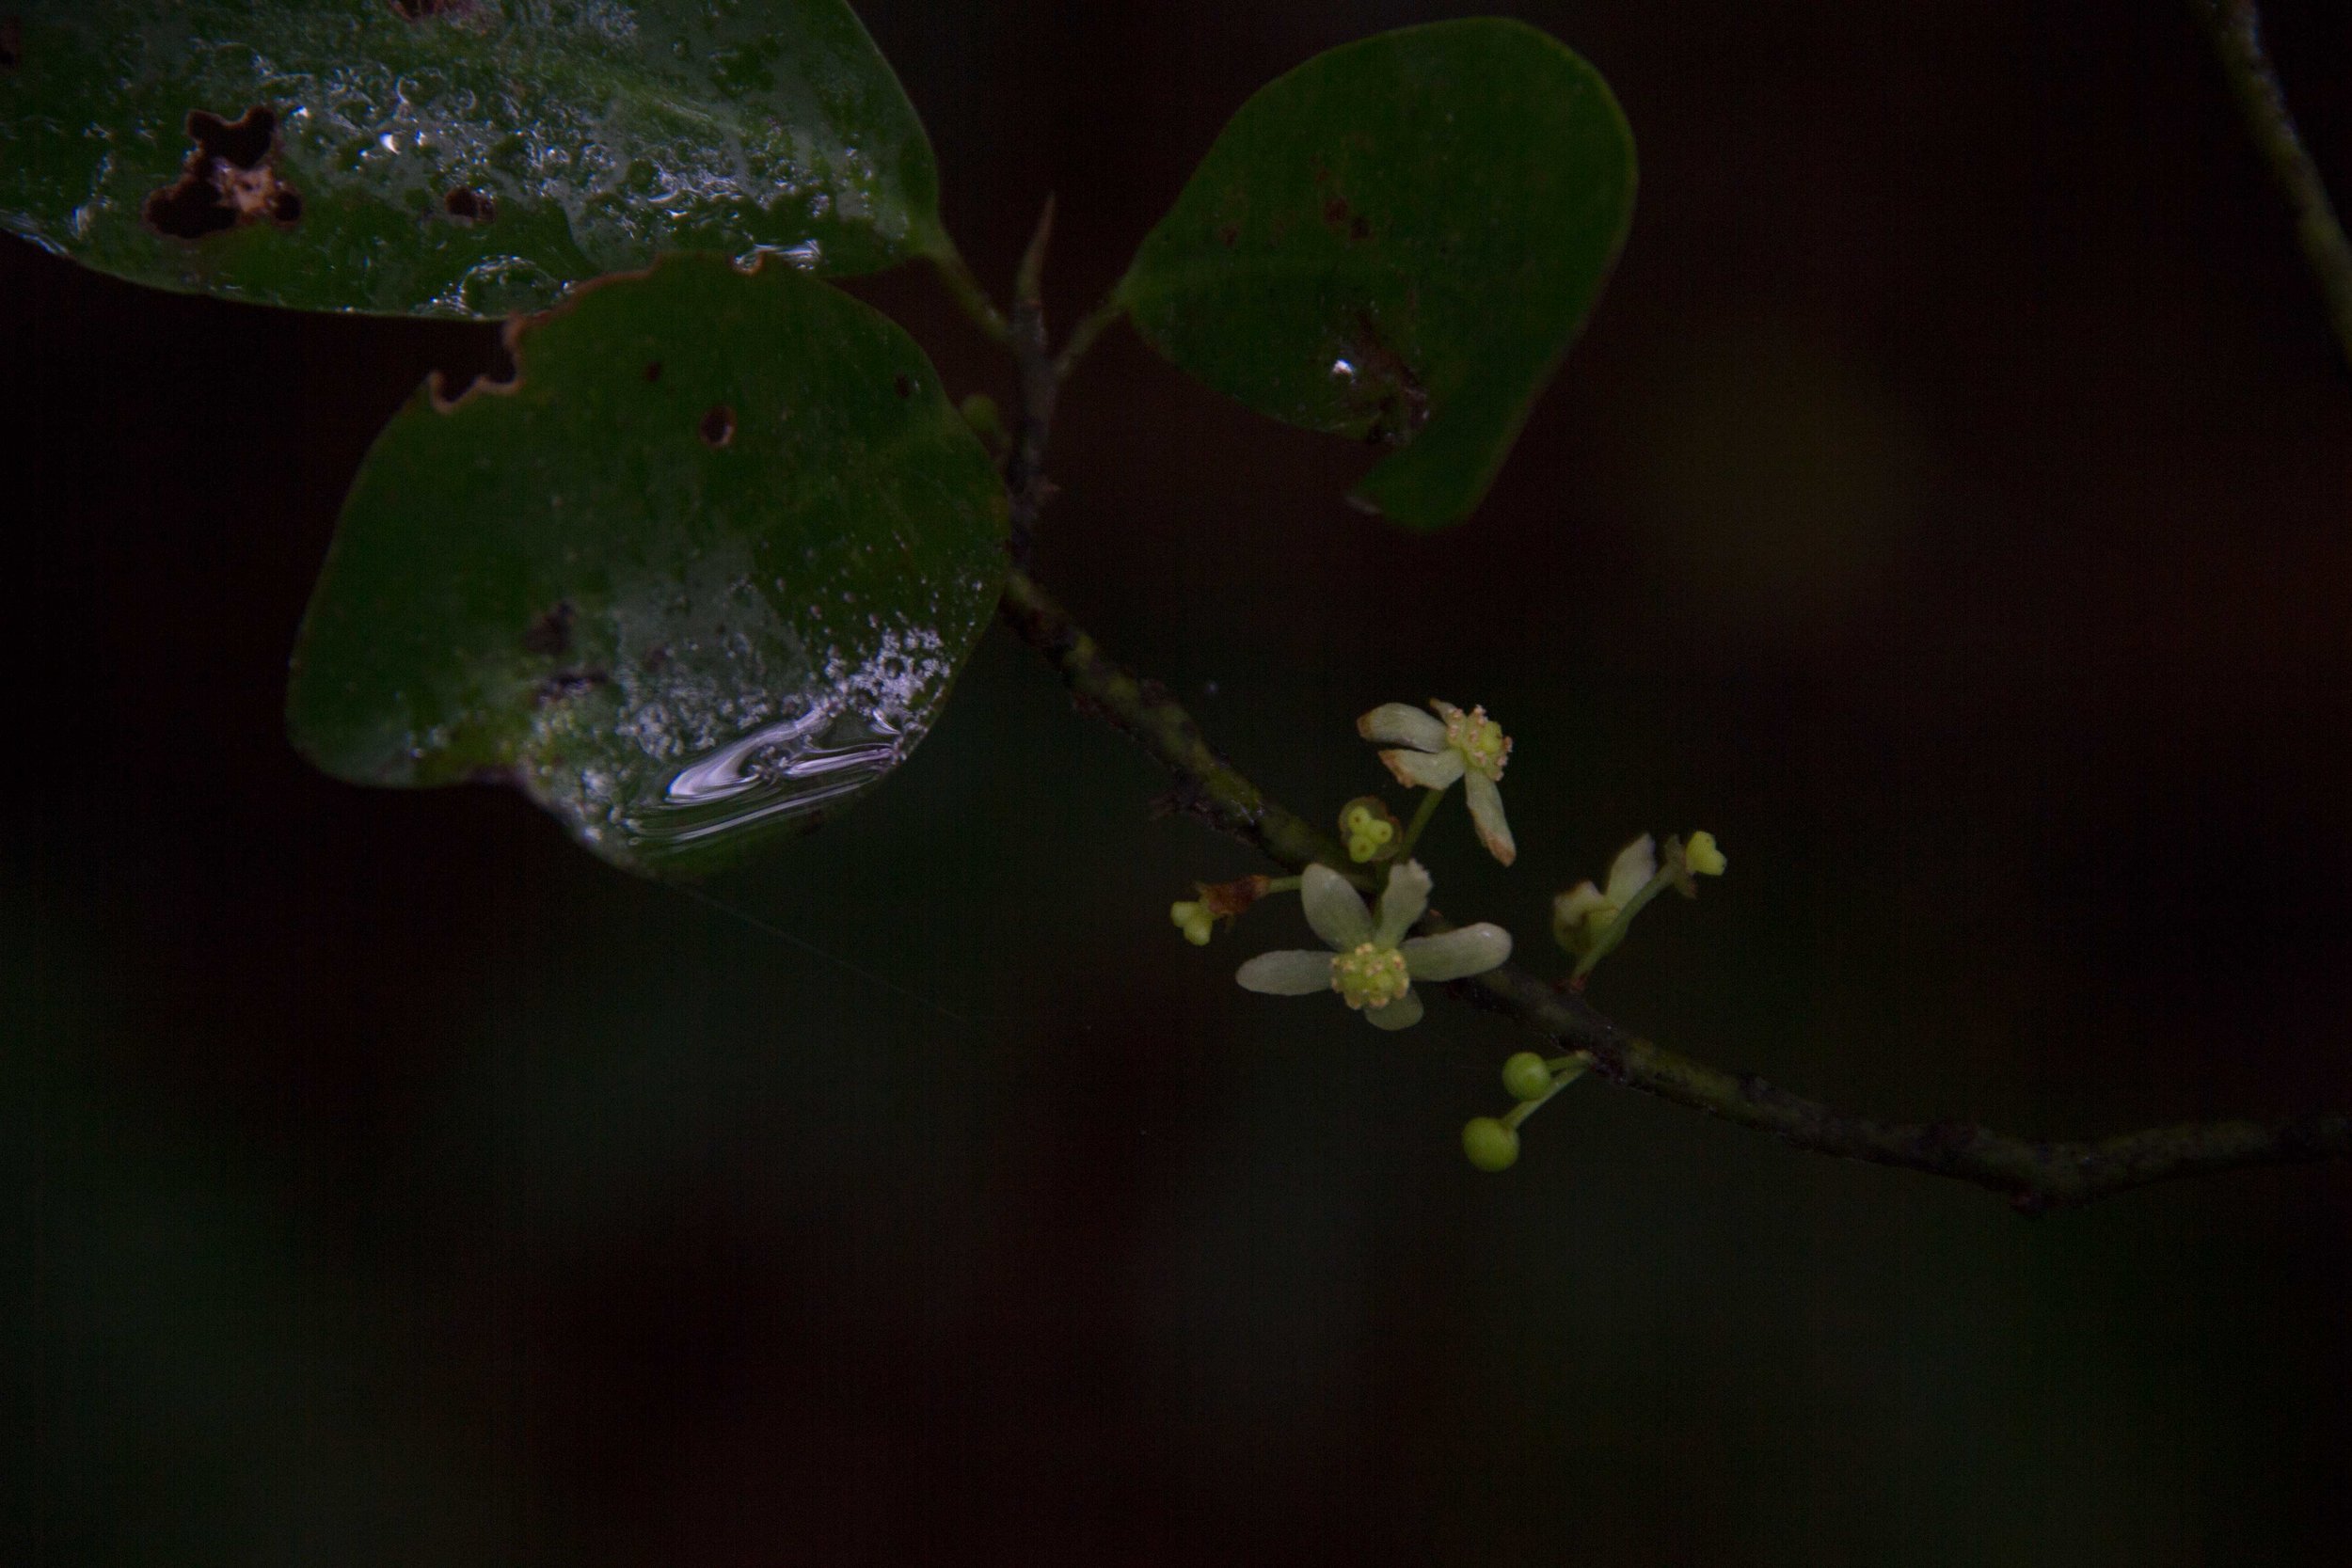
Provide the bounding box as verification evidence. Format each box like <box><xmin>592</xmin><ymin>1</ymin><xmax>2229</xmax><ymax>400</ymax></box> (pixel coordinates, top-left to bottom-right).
<box><xmin>1501</xmin><ymin>1052</ymin><xmax>1553</xmax><ymax>1102</ymax></box>
<box><xmin>1461</xmin><ymin>1117</ymin><xmax>1520</xmax><ymax>1173</ymax></box>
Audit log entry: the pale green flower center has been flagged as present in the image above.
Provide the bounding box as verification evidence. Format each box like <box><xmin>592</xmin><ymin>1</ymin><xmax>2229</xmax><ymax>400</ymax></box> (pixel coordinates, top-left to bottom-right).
<box><xmin>1330</xmin><ymin>941</ymin><xmax>1411</xmax><ymax>1010</ymax></box>
<box><xmin>1446</xmin><ymin>705</ymin><xmax>1511</xmax><ymax>781</ymax></box>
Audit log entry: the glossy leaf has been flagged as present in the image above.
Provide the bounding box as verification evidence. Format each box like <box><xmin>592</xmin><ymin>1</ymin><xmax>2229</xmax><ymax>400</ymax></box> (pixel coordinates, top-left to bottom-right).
<box><xmin>287</xmin><ymin>254</ymin><xmax>1006</xmax><ymax>876</ymax></box>
<box><xmin>1116</xmin><ymin>19</ymin><xmax>1636</xmax><ymax>530</ymax></box>
<box><xmin>0</xmin><ymin>0</ymin><xmax>947</xmax><ymax>316</ymax></box>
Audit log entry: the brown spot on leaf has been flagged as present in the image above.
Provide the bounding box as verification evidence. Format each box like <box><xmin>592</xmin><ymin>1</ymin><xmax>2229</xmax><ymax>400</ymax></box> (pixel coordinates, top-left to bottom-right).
<box><xmin>1321</xmin><ymin>194</ymin><xmax>1371</xmax><ymax>243</ymax></box>
<box><xmin>699</xmin><ymin>404</ymin><xmax>737</xmax><ymax>448</ymax></box>
<box><xmin>0</xmin><ymin>18</ymin><xmax>23</xmax><ymax>71</ymax></box>
<box><xmin>893</xmin><ymin>372</ymin><xmax>914</xmax><ymax>399</ymax></box>
<box><xmin>1216</xmin><ymin>223</ymin><xmax>1239</xmax><ymax>247</ymax></box>
<box><xmin>642</xmin><ymin>360</ymin><xmax>663</xmax><ymax>384</ymax></box>
<box><xmin>143</xmin><ymin>106</ymin><xmax>302</xmax><ymax>239</ymax></box>
<box><xmin>1340</xmin><ymin>309</ymin><xmax>1430</xmax><ymax>447</ymax></box>
<box><xmin>523</xmin><ymin>601</ymin><xmax>576</xmax><ymax>657</ymax></box>
<box><xmin>442</xmin><ymin>185</ymin><xmax>495</xmax><ymax>223</ymax></box>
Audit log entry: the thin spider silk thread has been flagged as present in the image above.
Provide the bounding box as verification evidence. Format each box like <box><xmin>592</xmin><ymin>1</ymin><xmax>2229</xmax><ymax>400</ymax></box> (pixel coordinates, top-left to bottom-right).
<box><xmin>678</xmin><ymin>882</ymin><xmax>977</xmax><ymax>1028</ymax></box>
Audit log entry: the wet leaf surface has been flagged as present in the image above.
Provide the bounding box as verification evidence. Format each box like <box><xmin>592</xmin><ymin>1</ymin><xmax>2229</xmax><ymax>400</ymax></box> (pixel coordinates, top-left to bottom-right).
<box><xmin>0</xmin><ymin>0</ymin><xmax>946</xmax><ymax>315</ymax></box>
<box><xmin>287</xmin><ymin>254</ymin><xmax>1006</xmax><ymax>876</ymax></box>
<box><xmin>1116</xmin><ymin>19</ymin><xmax>1636</xmax><ymax>530</ymax></box>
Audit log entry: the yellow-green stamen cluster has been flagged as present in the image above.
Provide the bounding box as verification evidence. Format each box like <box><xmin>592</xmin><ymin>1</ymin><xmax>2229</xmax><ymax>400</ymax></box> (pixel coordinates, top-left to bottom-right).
<box><xmin>1342</xmin><ymin>800</ymin><xmax>1398</xmax><ymax>863</ymax></box>
<box><xmin>1329</xmin><ymin>942</ymin><xmax>1410</xmax><ymax>1010</ymax></box>
<box><xmin>1444</xmin><ymin>704</ymin><xmax>1510</xmax><ymax>781</ymax></box>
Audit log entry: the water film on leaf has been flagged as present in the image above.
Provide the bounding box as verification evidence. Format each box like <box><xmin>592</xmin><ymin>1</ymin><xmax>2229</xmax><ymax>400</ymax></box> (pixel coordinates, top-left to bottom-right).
<box><xmin>286</xmin><ymin>254</ymin><xmax>1007</xmax><ymax>877</ymax></box>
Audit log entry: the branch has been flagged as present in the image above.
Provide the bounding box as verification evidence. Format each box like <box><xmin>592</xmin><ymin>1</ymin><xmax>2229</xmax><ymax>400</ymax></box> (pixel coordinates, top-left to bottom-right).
<box><xmin>981</xmin><ymin>222</ymin><xmax>2352</xmax><ymax>1214</ymax></box>
<box><xmin>2193</xmin><ymin>0</ymin><xmax>2352</xmax><ymax>375</ymax></box>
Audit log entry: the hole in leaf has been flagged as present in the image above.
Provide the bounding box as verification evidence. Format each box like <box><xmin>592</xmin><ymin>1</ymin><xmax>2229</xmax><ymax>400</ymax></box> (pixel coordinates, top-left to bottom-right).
<box><xmin>643</xmin><ymin>360</ymin><xmax>663</xmax><ymax>384</ymax></box>
<box><xmin>699</xmin><ymin>404</ymin><xmax>737</xmax><ymax>448</ymax></box>
<box><xmin>442</xmin><ymin>185</ymin><xmax>496</xmax><ymax>223</ymax></box>
<box><xmin>390</xmin><ymin>0</ymin><xmax>463</xmax><ymax>17</ymax></box>
<box><xmin>893</xmin><ymin>372</ymin><xmax>914</xmax><ymax>399</ymax></box>
<box><xmin>0</xmin><ymin>19</ymin><xmax>22</xmax><ymax>70</ymax></box>
<box><xmin>428</xmin><ymin>325</ymin><xmax>520</xmax><ymax>408</ymax></box>
<box><xmin>190</xmin><ymin>105</ymin><xmax>273</xmax><ymax>167</ymax></box>
<box><xmin>143</xmin><ymin>106</ymin><xmax>303</xmax><ymax>239</ymax></box>
<box><xmin>523</xmin><ymin>601</ymin><xmax>576</xmax><ymax>657</ymax></box>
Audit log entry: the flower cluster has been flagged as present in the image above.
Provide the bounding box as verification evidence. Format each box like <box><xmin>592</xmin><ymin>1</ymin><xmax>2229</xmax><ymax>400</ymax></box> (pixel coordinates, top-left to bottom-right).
<box><xmin>1162</xmin><ymin>693</ymin><xmax>1727</xmax><ymax>1172</ymax></box>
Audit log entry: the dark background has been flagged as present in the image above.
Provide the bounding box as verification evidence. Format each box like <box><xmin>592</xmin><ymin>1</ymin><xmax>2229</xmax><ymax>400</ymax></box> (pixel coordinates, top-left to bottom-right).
<box><xmin>8</xmin><ymin>0</ymin><xmax>2352</xmax><ymax>1561</ymax></box>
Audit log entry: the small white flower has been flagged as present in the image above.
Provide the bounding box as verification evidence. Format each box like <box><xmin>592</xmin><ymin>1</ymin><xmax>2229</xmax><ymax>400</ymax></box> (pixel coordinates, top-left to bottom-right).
<box><xmin>1234</xmin><ymin>861</ymin><xmax>1512</xmax><ymax>1030</ymax></box>
<box><xmin>1550</xmin><ymin>834</ymin><xmax>1657</xmax><ymax>956</ymax></box>
<box><xmin>1357</xmin><ymin>700</ymin><xmax>1517</xmax><ymax>865</ymax></box>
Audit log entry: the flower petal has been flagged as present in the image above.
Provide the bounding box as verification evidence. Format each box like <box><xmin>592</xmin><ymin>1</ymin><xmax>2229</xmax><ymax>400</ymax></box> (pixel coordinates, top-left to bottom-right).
<box><xmin>1552</xmin><ymin>882</ymin><xmax>1607</xmax><ymax>925</ymax></box>
<box><xmin>1235</xmin><ymin>949</ymin><xmax>1337</xmax><ymax>995</ymax></box>
<box><xmin>1300</xmin><ymin>863</ymin><xmax>1374</xmax><ymax>949</ymax></box>
<box><xmin>1604</xmin><ymin>834</ymin><xmax>1659</xmax><ymax>905</ymax></box>
<box><xmin>1362</xmin><ymin>988</ymin><xmax>1425</xmax><ymax>1030</ymax></box>
<box><xmin>1464</xmin><ymin>772</ymin><xmax>1517</xmax><ymax>866</ymax></box>
<box><xmin>1380</xmin><ymin>747</ymin><xmax>1465</xmax><ymax>790</ymax></box>
<box><xmin>1374</xmin><ymin>858</ymin><xmax>1433</xmax><ymax>945</ymax></box>
<box><xmin>1357</xmin><ymin>703</ymin><xmax>1448</xmax><ymax>752</ymax></box>
<box><xmin>1402</xmin><ymin>923</ymin><xmax>1513</xmax><ymax>981</ymax></box>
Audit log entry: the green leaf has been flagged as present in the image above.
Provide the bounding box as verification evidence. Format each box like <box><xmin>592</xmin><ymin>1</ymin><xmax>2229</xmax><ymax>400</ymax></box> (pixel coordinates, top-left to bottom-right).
<box><xmin>1115</xmin><ymin>19</ymin><xmax>1636</xmax><ymax>530</ymax></box>
<box><xmin>0</xmin><ymin>0</ymin><xmax>947</xmax><ymax>316</ymax></box>
<box><xmin>287</xmin><ymin>254</ymin><xmax>1006</xmax><ymax>877</ymax></box>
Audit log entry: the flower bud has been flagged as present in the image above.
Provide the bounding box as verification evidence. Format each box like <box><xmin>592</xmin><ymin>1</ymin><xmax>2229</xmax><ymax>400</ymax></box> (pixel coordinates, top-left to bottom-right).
<box><xmin>1169</xmin><ymin>900</ymin><xmax>1216</xmax><ymax>946</ymax></box>
<box><xmin>1685</xmin><ymin>831</ymin><xmax>1726</xmax><ymax>877</ymax></box>
<box><xmin>1338</xmin><ymin>796</ymin><xmax>1403</xmax><ymax>863</ymax></box>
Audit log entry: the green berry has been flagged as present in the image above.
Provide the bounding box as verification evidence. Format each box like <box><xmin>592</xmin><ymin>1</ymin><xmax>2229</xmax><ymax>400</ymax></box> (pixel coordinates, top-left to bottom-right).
<box><xmin>1501</xmin><ymin>1051</ymin><xmax>1553</xmax><ymax>1102</ymax></box>
<box><xmin>1461</xmin><ymin>1117</ymin><xmax>1519</xmax><ymax>1172</ymax></box>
